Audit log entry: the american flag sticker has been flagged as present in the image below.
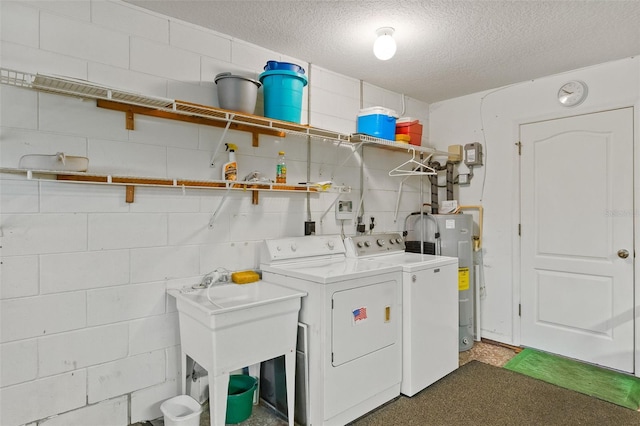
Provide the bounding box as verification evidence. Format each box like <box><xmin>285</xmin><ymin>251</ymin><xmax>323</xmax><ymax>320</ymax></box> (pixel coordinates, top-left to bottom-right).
<box><xmin>352</xmin><ymin>307</ymin><xmax>368</xmax><ymax>324</ymax></box>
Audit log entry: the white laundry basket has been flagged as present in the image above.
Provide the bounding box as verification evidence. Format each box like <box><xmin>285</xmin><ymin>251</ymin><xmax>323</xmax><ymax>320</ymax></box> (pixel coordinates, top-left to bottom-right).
<box><xmin>160</xmin><ymin>395</ymin><xmax>202</xmax><ymax>426</ymax></box>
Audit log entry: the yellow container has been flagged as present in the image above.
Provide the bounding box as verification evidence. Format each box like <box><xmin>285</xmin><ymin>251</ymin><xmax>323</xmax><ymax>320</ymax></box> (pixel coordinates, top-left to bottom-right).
<box><xmin>395</xmin><ymin>134</ymin><xmax>411</xmax><ymax>144</ymax></box>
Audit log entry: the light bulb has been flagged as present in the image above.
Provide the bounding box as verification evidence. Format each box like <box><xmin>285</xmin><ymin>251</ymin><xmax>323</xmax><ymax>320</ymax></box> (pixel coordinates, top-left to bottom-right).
<box><xmin>373</xmin><ymin>27</ymin><xmax>396</xmax><ymax>60</ymax></box>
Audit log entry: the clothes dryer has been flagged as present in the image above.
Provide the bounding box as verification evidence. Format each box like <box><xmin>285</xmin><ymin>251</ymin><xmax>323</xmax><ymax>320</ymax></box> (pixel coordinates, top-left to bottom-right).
<box><xmin>260</xmin><ymin>234</ymin><xmax>402</xmax><ymax>425</ymax></box>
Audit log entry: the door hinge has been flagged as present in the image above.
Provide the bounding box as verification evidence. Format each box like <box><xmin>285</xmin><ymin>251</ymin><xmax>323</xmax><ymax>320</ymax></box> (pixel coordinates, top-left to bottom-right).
<box><xmin>518</xmin><ymin>224</ymin><xmax>521</xmax><ymax>236</ymax></box>
<box><xmin>331</xmin><ymin>299</ymin><xmax>334</xmax><ymax>309</ymax></box>
<box><xmin>519</xmin><ymin>304</ymin><xmax>521</xmax><ymax>317</ymax></box>
<box><xmin>331</xmin><ymin>352</ymin><xmax>334</xmax><ymax>363</ymax></box>
<box><xmin>516</xmin><ymin>141</ymin><xmax>522</xmax><ymax>155</ymax></box>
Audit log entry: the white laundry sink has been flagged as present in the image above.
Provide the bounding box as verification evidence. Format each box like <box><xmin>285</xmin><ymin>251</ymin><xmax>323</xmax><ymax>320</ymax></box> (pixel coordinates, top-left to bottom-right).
<box><xmin>169</xmin><ymin>281</ymin><xmax>305</xmax><ymax>426</ymax></box>
<box><xmin>169</xmin><ymin>280</ymin><xmax>305</xmax><ymax>373</ymax></box>
<box><xmin>169</xmin><ymin>281</ymin><xmax>304</xmax><ymax>327</ymax></box>
<box><xmin>167</xmin><ymin>281</ymin><xmax>306</xmax><ymax>426</ymax></box>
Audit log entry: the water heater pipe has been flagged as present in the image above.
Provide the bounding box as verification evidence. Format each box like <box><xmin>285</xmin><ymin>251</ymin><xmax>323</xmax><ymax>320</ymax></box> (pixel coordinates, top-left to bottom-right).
<box><xmin>453</xmin><ymin>205</ymin><xmax>483</xmax><ymax>251</ymax></box>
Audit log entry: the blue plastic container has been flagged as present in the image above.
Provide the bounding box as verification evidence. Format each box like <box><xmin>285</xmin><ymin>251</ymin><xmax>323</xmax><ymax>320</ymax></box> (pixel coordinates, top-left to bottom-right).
<box><xmin>357</xmin><ymin>106</ymin><xmax>399</xmax><ymax>141</ymax></box>
<box><xmin>264</xmin><ymin>61</ymin><xmax>305</xmax><ymax>74</ymax></box>
<box><xmin>259</xmin><ymin>70</ymin><xmax>308</xmax><ymax>123</ymax></box>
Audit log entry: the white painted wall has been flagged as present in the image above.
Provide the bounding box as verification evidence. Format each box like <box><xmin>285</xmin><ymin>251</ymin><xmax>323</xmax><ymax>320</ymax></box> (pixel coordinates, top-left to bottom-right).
<box><xmin>0</xmin><ymin>1</ymin><xmax>429</xmax><ymax>424</ymax></box>
<box><xmin>430</xmin><ymin>57</ymin><xmax>640</xmax><ymax>370</ymax></box>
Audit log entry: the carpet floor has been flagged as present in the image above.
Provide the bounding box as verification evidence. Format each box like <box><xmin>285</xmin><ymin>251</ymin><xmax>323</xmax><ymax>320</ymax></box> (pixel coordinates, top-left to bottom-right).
<box><xmin>349</xmin><ymin>360</ymin><xmax>640</xmax><ymax>426</ymax></box>
<box><xmin>138</xmin><ymin>343</ymin><xmax>640</xmax><ymax>425</ymax></box>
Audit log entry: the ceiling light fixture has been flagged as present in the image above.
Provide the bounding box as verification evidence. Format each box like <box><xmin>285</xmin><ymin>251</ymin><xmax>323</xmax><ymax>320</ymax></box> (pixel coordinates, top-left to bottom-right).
<box><xmin>373</xmin><ymin>27</ymin><xmax>396</xmax><ymax>61</ymax></box>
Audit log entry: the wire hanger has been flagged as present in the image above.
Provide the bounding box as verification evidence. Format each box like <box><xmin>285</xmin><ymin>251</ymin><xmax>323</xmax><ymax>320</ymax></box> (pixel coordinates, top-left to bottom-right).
<box><xmin>388</xmin><ymin>148</ymin><xmax>436</xmax><ymax>176</ymax></box>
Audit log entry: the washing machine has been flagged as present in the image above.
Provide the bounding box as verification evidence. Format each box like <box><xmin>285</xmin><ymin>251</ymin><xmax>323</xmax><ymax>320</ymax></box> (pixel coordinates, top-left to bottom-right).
<box><xmin>260</xmin><ymin>234</ymin><xmax>402</xmax><ymax>426</ymax></box>
<box><xmin>345</xmin><ymin>233</ymin><xmax>459</xmax><ymax>397</ymax></box>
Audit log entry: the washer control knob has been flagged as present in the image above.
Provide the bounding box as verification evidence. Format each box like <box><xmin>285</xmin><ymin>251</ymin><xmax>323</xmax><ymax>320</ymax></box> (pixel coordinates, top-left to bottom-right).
<box><xmin>389</xmin><ymin>239</ymin><xmax>395</xmax><ymax>244</ymax></box>
<box><xmin>396</xmin><ymin>238</ymin><xmax>403</xmax><ymax>244</ymax></box>
<box><xmin>364</xmin><ymin>241</ymin><xmax>371</xmax><ymax>247</ymax></box>
<box><xmin>291</xmin><ymin>243</ymin><xmax>298</xmax><ymax>252</ymax></box>
<box><xmin>377</xmin><ymin>239</ymin><xmax>385</xmax><ymax>247</ymax></box>
<box><xmin>276</xmin><ymin>246</ymin><xmax>282</xmax><ymax>251</ymax></box>
<box><xmin>357</xmin><ymin>241</ymin><xmax>364</xmax><ymax>248</ymax></box>
<box><xmin>327</xmin><ymin>240</ymin><xmax>335</xmax><ymax>250</ymax></box>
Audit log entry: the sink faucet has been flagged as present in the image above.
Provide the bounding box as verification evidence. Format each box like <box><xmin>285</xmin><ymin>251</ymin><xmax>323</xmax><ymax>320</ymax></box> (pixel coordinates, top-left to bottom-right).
<box><xmin>194</xmin><ymin>269</ymin><xmax>230</xmax><ymax>289</ymax></box>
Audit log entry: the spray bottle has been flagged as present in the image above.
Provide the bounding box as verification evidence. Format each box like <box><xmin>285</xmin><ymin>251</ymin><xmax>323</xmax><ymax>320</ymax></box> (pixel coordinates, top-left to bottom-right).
<box><xmin>222</xmin><ymin>143</ymin><xmax>238</xmax><ymax>181</ymax></box>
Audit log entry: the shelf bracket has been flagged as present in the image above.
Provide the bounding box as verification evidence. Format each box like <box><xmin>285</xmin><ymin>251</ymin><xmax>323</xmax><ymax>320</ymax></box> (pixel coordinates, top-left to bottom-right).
<box><xmin>332</xmin><ymin>141</ymin><xmax>362</xmax><ymax>180</ymax></box>
<box><xmin>393</xmin><ymin>176</ymin><xmax>412</xmax><ymax>222</ymax></box>
<box><xmin>252</xmin><ymin>132</ymin><xmax>259</xmax><ymax>147</ymax></box>
<box><xmin>126</xmin><ymin>108</ymin><xmax>135</xmax><ymax>130</ymax></box>
<box><xmin>209</xmin><ymin>186</ymin><xmax>233</xmax><ymax>229</ymax></box>
<box><xmin>125</xmin><ymin>185</ymin><xmax>135</xmax><ymax>203</ymax></box>
<box><xmin>252</xmin><ymin>190</ymin><xmax>259</xmax><ymax>204</ymax></box>
<box><xmin>319</xmin><ymin>192</ymin><xmax>344</xmax><ymax>223</ymax></box>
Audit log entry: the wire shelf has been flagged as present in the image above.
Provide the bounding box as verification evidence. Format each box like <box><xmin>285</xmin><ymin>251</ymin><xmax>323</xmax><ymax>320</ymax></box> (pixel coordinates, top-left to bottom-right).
<box><xmin>0</xmin><ymin>167</ymin><xmax>351</xmax><ymax>194</ymax></box>
<box><xmin>1</xmin><ymin>67</ymin><xmax>443</xmax><ymax>154</ymax></box>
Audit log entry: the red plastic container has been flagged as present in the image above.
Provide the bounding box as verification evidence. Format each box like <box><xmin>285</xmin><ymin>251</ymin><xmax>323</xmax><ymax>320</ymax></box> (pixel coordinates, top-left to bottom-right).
<box><xmin>396</xmin><ymin>118</ymin><xmax>423</xmax><ymax>146</ymax></box>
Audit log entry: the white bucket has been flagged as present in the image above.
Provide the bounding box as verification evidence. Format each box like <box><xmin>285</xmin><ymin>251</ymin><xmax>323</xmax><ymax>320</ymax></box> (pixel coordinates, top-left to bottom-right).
<box><xmin>160</xmin><ymin>395</ymin><xmax>203</xmax><ymax>426</ymax></box>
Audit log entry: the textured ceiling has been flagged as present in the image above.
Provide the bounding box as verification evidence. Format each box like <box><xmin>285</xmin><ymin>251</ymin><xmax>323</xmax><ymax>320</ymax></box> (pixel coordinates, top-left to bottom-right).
<box><xmin>125</xmin><ymin>0</ymin><xmax>640</xmax><ymax>103</ymax></box>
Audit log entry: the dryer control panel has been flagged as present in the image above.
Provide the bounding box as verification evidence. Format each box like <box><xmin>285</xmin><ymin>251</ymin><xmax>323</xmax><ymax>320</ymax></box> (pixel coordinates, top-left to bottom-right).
<box><xmin>345</xmin><ymin>233</ymin><xmax>405</xmax><ymax>257</ymax></box>
<box><xmin>262</xmin><ymin>234</ymin><xmax>346</xmax><ymax>262</ymax></box>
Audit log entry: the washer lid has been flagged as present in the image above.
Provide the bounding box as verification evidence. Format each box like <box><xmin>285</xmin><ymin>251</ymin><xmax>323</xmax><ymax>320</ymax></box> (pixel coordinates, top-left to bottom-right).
<box><xmin>362</xmin><ymin>253</ymin><xmax>458</xmax><ymax>272</ymax></box>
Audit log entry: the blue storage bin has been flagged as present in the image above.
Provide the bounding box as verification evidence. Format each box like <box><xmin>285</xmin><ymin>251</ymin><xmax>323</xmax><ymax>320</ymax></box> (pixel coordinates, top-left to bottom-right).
<box><xmin>259</xmin><ymin>70</ymin><xmax>308</xmax><ymax>123</ymax></box>
<box><xmin>357</xmin><ymin>107</ymin><xmax>398</xmax><ymax>141</ymax></box>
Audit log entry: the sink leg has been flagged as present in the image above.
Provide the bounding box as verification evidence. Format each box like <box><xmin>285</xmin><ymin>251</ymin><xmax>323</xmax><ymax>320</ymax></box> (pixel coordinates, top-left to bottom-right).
<box><xmin>211</xmin><ymin>372</ymin><xmax>229</xmax><ymax>426</ymax></box>
<box><xmin>181</xmin><ymin>351</ymin><xmax>187</xmax><ymax>394</ymax></box>
<box><xmin>247</xmin><ymin>363</ymin><xmax>261</xmax><ymax>405</ymax></box>
<box><xmin>285</xmin><ymin>350</ymin><xmax>296</xmax><ymax>426</ymax></box>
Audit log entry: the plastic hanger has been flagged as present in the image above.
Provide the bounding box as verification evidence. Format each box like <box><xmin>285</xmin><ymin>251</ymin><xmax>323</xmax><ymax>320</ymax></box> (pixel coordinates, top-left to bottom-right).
<box><xmin>388</xmin><ymin>148</ymin><xmax>436</xmax><ymax>176</ymax></box>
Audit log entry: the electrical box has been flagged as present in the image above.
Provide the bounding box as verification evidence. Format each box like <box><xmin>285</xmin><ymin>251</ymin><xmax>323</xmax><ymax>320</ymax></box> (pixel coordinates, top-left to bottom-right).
<box><xmin>464</xmin><ymin>143</ymin><xmax>483</xmax><ymax>166</ymax></box>
<box><xmin>335</xmin><ymin>200</ymin><xmax>353</xmax><ymax>220</ymax></box>
<box><xmin>448</xmin><ymin>144</ymin><xmax>463</xmax><ymax>163</ymax></box>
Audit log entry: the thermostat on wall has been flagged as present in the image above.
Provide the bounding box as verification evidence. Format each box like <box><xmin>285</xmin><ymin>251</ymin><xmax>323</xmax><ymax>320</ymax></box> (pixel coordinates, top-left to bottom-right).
<box><xmin>336</xmin><ymin>199</ymin><xmax>353</xmax><ymax>220</ymax></box>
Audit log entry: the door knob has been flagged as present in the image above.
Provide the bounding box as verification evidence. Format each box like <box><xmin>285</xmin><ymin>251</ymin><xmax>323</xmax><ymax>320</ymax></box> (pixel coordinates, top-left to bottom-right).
<box><xmin>617</xmin><ymin>249</ymin><xmax>629</xmax><ymax>259</ymax></box>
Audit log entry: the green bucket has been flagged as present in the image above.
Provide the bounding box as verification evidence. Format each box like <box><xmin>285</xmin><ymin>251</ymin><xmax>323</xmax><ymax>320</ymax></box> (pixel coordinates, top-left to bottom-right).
<box><xmin>226</xmin><ymin>374</ymin><xmax>258</xmax><ymax>424</ymax></box>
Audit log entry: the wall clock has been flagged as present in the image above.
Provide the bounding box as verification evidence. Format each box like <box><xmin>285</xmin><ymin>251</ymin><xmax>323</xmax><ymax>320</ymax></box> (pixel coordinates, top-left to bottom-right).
<box><xmin>557</xmin><ymin>80</ymin><xmax>588</xmax><ymax>107</ymax></box>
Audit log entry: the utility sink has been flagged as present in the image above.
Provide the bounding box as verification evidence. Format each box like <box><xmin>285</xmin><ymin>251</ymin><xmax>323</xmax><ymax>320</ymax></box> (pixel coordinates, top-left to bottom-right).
<box><xmin>168</xmin><ymin>281</ymin><xmax>305</xmax><ymax>330</ymax></box>
<box><xmin>170</xmin><ymin>281</ymin><xmax>303</xmax><ymax>313</ymax></box>
<box><xmin>169</xmin><ymin>281</ymin><xmax>305</xmax><ymax>426</ymax></box>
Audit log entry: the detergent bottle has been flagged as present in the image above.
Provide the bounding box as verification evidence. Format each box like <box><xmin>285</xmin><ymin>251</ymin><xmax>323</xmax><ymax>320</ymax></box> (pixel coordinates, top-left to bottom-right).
<box><xmin>222</xmin><ymin>143</ymin><xmax>238</xmax><ymax>181</ymax></box>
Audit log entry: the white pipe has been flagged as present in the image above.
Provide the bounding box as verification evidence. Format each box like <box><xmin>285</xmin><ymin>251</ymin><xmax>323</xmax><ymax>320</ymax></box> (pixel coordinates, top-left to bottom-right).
<box><xmin>475</xmin><ymin>263</ymin><xmax>481</xmax><ymax>341</ymax></box>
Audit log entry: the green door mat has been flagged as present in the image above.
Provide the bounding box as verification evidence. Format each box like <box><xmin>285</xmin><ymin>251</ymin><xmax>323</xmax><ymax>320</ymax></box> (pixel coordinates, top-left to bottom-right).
<box><xmin>504</xmin><ymin>348</ymin><xmax>640</xmax><ymax>410</ymax></box>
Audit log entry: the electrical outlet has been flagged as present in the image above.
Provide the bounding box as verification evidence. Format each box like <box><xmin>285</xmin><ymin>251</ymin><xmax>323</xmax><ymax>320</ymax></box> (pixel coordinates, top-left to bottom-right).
<box><xmin>305</xmin><ymin>221</ymin><xmax>316</xmax><ymax>235</ymax></box>
<box><xmin>458</xmin><ymin>173</ymin><xmax>470</xmax><ymax>185</ymax></box>
<box><xmin>335</xmin><ymin>199</ymin><xmax>353</xmax><ymax>220</ymax></box>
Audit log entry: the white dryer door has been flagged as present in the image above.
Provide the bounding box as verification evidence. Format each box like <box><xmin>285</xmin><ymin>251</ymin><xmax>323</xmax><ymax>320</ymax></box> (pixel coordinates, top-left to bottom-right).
<box><xmin>332</xmin><ymin>280</ymin><xmax>398</xmax><ymax>366</ymax></box>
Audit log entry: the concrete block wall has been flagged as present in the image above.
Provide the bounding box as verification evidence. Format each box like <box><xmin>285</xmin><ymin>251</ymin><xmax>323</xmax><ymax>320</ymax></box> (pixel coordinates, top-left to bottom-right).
<box><xmin>0</xmin><ymin>1</ymin><xmax>430</xmax><ymax>424</ymax></box>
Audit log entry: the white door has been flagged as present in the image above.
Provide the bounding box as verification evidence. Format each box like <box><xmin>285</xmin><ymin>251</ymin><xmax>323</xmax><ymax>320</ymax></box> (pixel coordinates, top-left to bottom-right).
<box><xmin>520</xmin><ymin>108</ymin><xmax>634</xmax><ymax>373</ymax></box>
